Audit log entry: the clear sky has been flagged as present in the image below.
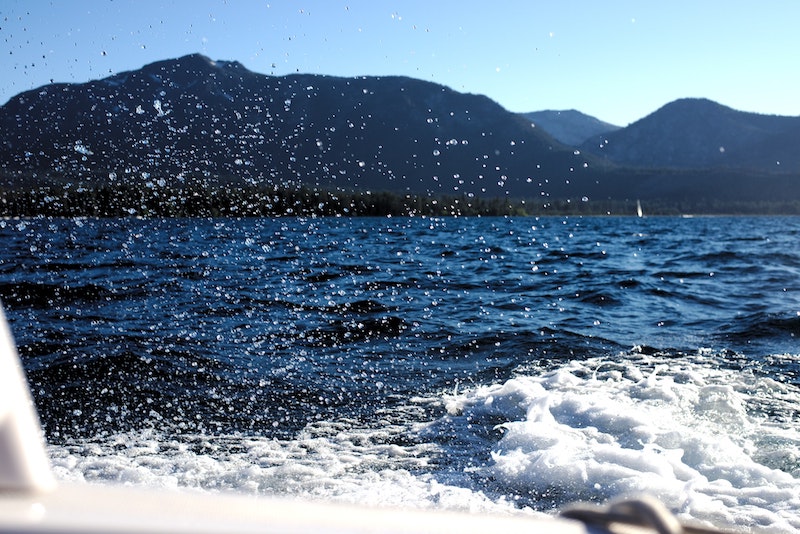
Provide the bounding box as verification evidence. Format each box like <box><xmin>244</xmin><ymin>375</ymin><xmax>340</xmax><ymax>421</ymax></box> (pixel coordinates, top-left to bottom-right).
<box><xmin>2</xmin><ymin>0</ymin><xmax>799</xmax><ymax>126</ymax></box>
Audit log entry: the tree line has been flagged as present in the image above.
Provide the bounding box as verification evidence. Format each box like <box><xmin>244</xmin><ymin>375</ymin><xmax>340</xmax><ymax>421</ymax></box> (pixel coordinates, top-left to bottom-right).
<box><xmin>2</xmin><ymin>182</ymin><xmax>800</xmax><ymax>218</ymax></box>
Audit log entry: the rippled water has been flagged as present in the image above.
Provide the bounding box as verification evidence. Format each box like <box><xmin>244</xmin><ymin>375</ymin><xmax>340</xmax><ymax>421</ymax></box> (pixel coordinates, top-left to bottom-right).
<box><xmin>3</xmin><ymin>215</ymin><xmax>800</xmax><ymax>532</ymax></box>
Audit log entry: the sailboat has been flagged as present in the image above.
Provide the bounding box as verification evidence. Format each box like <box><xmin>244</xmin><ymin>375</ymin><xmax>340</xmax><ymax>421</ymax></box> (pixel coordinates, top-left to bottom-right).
<box><xmin>636</xmin><ymin>200</ymin><xmax>643</xmax><ymax>218</ymax></box>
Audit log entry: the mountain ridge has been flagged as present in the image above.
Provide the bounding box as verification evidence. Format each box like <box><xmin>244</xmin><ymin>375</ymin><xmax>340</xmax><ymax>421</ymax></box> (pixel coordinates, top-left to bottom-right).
<box><xmin>0</xmin><ymin>54</ymin><xmax>601</xmax><ymax>201</ymax></box>
<box><xmin>1</xmin><ymin>54</ymin><xmax>800</xmax><ymax>215</ymax></box>
<box><xmin>579</xmin><ymin>97</ymin><xmax>800</xmax><ymax>172</ymax></box>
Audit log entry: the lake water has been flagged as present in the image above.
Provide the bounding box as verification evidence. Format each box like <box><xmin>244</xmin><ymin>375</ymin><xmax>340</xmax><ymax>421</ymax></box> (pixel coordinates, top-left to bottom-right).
<box><xmin>3</xmin><ymin>215</ymin><xmax>800</xmax><ymax>532</ymax></box>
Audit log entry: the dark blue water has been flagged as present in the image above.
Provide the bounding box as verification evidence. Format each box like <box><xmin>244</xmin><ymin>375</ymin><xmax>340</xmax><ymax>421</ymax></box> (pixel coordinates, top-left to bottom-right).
<box><xmin>3</xmin><ymin>216</ymin><xmax>800</xmax><ymax>529</ymax></box>
<box><xmin>3</xmin><ymin>215</ymin><xmax>799</xmax><ymax>435</ymax></box>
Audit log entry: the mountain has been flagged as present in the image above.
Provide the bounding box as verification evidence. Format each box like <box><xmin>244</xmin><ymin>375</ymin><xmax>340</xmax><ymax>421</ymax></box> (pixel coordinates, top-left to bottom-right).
<box><xmin>2</xmin><ymin>55</ymin><xmax>800</xmax><ymax>215</ymax></box>
<box><xmin>522</xmin><ymin>110</ymin><xmax>620</xmax><ymax>147</ymax></box>
<box><xmin>580</xmin><ymin>98</ymin><xmax>800</xmax><ymax>172</ymax></box>
<box><xmin>0</xmin><ymin>54</ymin><xmax>598</xmax><ymax>200</ymax></box>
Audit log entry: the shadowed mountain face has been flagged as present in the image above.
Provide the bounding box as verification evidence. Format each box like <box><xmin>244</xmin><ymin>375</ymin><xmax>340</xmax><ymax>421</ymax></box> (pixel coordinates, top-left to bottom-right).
<box><xmin>2</xmin><ymin>54</ymin><xmax>800</xmax><ymax>212</ymax></box>
<box><xmin>0</xmin><ymin>54</ymin><xmax>596</xmax><ymax>199</ymax></box>
<box><xmin>580</xmin><ymin>98</ymin><xmax>800</xmax><ymax>173</ymax></box>
<box><xmin>522</xmin><ymin>110</ymin><xmax>620</xmax><ymax>147</ymax></box>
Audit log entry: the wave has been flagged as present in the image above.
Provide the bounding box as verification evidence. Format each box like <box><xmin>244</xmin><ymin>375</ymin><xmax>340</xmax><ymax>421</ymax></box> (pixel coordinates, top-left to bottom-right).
<box><xmin>0</xmin><ymin>281</ymin><xmax>122</xmax><ymax>308</ymax></box>
<box><xmin>425</xmin><ymin>351</ymin><xmax>800</xmax><ymax>532</ymax></box>
<box><xmin>47</xmin><ymin>418</ymin><xmax>529</xmax><ymax>516</ymax></box>
<box><xmin>720</xmin><ymin>311</ymin><xmax>800</xmax><ymax>344</ymax></box>
<box><xmin>45</xmin><ymin>349</ymin><xmax>800</xmax><ymax>532</ymax></box>
<box><xmin>712</xmin><ymin>312</ymin><xmax>800</xmax><ymax>371</ymax></box>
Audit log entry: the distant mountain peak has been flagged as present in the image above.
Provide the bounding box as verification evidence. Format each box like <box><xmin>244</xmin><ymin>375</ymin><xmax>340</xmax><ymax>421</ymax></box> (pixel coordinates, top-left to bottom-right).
<box><xmin>580</xmin><ymin>97</ymin><xmax>800</xmax><ymax>171</ymax></box>
<box><xmin>522</xmin><ymin>109</ymin><xmax>620</xmax><ymax>146</ymax></box>
<box><xmin>142</xmin><ymin>53</ymin><xmax>247</xmax><ymax>72</ymax></box>
<box><xmin>647</xmin><ymin>97</ymin><xmax>736</xmax><ymax>118</ymax></box>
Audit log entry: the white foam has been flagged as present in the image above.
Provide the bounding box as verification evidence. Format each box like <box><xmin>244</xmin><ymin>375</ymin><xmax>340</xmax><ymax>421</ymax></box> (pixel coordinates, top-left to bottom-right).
<box><xmin>440</xmin><ymin>352</ymin><xmax>800</xmax><ymax>532</ymax></box>
<box><xmin>48</xmin><ymin>419</ymin><xmax>530</xmax><ymax>517</ymax></box>
<box><xmin>47</xmin><ymin>351</ymin><xmax>800</xmax><ymax>532</ymax></box>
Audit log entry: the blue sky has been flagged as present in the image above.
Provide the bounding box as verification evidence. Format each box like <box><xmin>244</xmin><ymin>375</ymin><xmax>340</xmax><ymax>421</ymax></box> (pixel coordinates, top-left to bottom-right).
<box><xmin>2</xmin><ymin>0</ymin><xmax>799</xmax><ymax>125</ymax></box>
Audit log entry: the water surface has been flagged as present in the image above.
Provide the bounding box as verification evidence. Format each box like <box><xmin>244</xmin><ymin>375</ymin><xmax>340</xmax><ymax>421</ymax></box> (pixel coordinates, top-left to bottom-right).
<box><xmin>3</xmin><ymin>215</ymin><xmax>800</xmax><ymax>532</ymax></box>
